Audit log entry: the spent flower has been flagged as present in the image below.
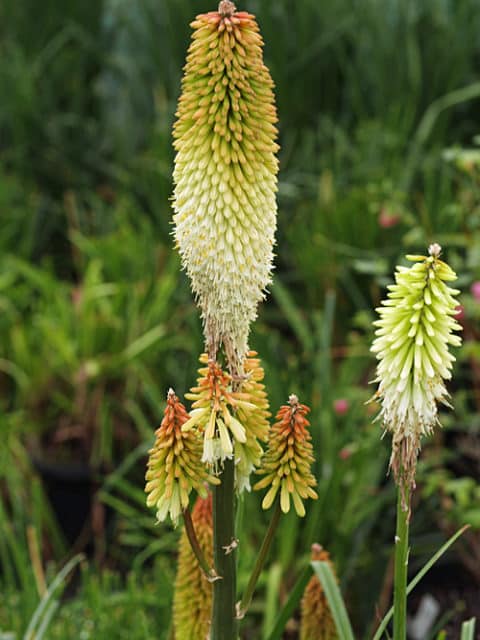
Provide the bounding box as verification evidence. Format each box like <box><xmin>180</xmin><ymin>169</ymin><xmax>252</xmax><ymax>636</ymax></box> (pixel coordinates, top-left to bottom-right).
<box><xmin>145</xmin><ymin>389</ymin><xmax>216</xmax><ymax>525</ymax></box>
<box><xmin>371</xmin><ymin>244</ymin><xmax>462</xmax><ymax>491</ymax></box>
<box><xmin>254</xmin><ymin>395</ymin><xmax>318</xmax><ymax>516</ymax></box>
<box><xmin>172</xmin><ymin>1</ymin><xmax>279</xmax><ymax>372</ymax></box>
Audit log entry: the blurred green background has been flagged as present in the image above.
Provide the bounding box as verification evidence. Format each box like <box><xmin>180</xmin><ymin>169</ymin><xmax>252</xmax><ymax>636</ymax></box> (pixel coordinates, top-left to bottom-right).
<box><xmin>1</xmin><ymin>0</ymin><xmax>480</xmax><ymax>637</ymax></box>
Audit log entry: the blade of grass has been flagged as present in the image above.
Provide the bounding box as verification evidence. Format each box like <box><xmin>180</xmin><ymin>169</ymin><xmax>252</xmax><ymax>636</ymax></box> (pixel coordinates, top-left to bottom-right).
<box><xmin>311</xmin><ymin>560</ymin><xmax>355</xmax><ymax>640</ymax></box>
<box><xmin>372</xmin><ymin>525</ymin><xmax>470</xmax><ymax>640</ymax></box>
<box><xmin>23</xmin><ymin>554</ymin><xmax>84</xmax><ymax>640</ymax></box>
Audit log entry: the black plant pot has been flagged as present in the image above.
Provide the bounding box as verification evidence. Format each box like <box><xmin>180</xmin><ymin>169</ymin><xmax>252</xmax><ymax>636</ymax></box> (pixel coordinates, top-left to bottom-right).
<box><xmin>31</xmin><ymin>455</ymin><xmax>98</xmax><ymax>547</ymax></box>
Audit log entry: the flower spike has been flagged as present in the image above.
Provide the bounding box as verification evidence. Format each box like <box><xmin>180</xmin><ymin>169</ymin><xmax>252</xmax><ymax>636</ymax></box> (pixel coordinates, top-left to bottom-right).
<box><xmin>234</xmin><ymin>351</ymin><xmax>271</xmax><ymax>491</ymax></box>
<box><xmin>173</xmin><ymin>494</ymin><xmax>213</xmax><ymax>640</ymax></box>
<box><xmin>254</xmin><ymin>395</ymin><xmax>318</xmax><ymax>516</ymax></box>
<box><xmin>145</xmin><ymin>389</ymin><xmax>217</xmax><ymax>525</ymax></box>
<box><xmin>300</xmin><ymin>544</ymin><xmax>338</xmax><ymax>640</ymax></box>
<box><xmin>371</xmin><ymin>244</ymin><xmax>462</xmax><ymax>493</ymax></box>
<box><xmin>184</xmin><ymin>353</ymin><xmax>270</xmax><ymax>491</ymax></box>
<box><xmin>172</xmin><ymin>2</ymin><xmax>279</xmax><ymax>372</ymax></box>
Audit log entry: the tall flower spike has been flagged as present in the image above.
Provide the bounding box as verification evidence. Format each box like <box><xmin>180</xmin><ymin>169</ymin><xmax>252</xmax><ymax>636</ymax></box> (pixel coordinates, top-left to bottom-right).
<box><xmin>300</xmin><ymin>544</ymin><xmax>338</xmax><ymax>640</ymax></box>
<box><xmin>254</xmin><ymin>395</ymin><xmax>318</xmax><ymax>517</ymax></box>
<box><xmin>173</xmin><ymin>494</ymin><xmax>213</xmax><ymax>640</ymax></box>
<box><xmin>172</xmin><ymin>2</ymin><xmax>279</xmax><ymax>373</ymax></box>
<box><xmin>371</xmin><ymin>243</ymin><xmax>462</xmax><ymax>493</ymax></box>
<box><xmin>145</xmin><ymin>389</ymin><xmax>217</xmax><ymax>525</ymax></box>
<box><xmin>183</xmin><ymin>353</ymin><xmax>268</xmax><ymax>490</ymax></box>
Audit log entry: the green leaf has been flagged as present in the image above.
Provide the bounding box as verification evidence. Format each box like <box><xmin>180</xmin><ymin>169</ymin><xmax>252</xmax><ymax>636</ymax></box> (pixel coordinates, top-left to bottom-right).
<box><xmin>460</xmin><ymin>618</ymin><xmax>476</xmax><ymax>640</ymax></box>
<box><xmin>311</xmin><ymin>560</ymin><xmax>355</xmax><ymax>640</ymax></box>
<box><xmin>23</xmin><ymin>554</ymin><xmax>84</xmax><ymax>640</ymax></box>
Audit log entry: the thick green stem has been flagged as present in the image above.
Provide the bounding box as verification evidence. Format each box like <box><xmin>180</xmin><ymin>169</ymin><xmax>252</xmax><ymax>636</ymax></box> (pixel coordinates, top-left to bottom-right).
<box><xmin>393</xmin><ymin>483</ymin><xmax>410</xmax><ymax>640</ymax></box>
<box><xmin>212</xmin><ymin>458</ymin><xmax>238</xmax><ymax>640</ymax></box>
<box><xmin>238</xmin><ymin>500</ymin><xmax>281</xmax><ymax>618</ymax></box>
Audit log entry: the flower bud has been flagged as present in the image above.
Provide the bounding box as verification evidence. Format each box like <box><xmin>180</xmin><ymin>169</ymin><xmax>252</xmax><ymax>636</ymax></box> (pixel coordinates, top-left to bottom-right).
<box><xmin>145</xmin><ymin>389</ymin><xmax>217</xmax><ymax>525</ymax></box>
<box><xmin>254</xmin><ymin>395</ymin><xmax>318</xmax><ymax>516</ymax></box>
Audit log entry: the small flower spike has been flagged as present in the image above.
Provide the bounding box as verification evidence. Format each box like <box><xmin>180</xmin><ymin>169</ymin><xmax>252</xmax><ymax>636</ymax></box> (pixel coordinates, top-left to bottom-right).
<box><xmin>173</xmin><ymin>494</ymin><xmax>213</xmax><ymax>640</ymax></box>
<box><xmin>184</xmin><ymin>353</ymin><xmax>269</xmax><ymax>491</ymax></box>
<box><xmin>254</xmin><ymin>395</ymin><xmax>318</xmax><ymax>517</ymax></box>
<box><xmin>145</xmin><ymin>389</ymin><xmax>216</xmax><ymax>525</ymax></box>
<box><xmin>300</xmin><ymin>544</ymin><xmax>338</xmax><ymax>640</ymax></box>
<box><xmin>371</xmin><ymin>243</ymin><xmax>462</xmax><ymax>492</ymax></box>
<box><xmin>234</xmin><ymin>351</ymin><xmax>271</xmax><ymax>491</ymax></box>
<box><xmin>172</xmin><ymin>2</ymin><xmax>279</xmax><ymax>373</ymax></box>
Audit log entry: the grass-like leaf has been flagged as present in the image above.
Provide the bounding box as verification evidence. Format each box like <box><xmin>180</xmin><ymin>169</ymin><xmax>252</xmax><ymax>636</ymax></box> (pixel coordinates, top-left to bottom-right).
<box><xmin>460</xmin><ymin>618</ymin><xmax>476</xmax><ymax>640</ymax></box>
<box><xmin>23</xmin><ymin>554</ymin><xmax>84</xmax><ymax>640</ymax></box>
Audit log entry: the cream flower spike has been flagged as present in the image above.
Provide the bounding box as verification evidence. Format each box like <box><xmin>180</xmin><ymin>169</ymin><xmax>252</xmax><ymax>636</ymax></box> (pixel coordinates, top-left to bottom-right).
<box><xmin>172</xmin><ymin>1</ymin><xmax>279</xmax><ymax>373</ymax></box>
<box><xmin>371</xmin><ymin>243</ymin><xmax>462</xmax><ymax>491</ymax></box>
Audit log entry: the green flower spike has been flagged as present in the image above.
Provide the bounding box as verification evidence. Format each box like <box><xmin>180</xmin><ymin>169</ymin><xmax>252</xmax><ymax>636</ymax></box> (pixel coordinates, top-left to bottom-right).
<box><xmin>145</xmin><ymin>389</ymin><xmax>217</xmax><ymax>525</ymax></box>
<box><xmin>254</xmin><ymin>395</ymin><xmax>318</xmax><ymax>517</ymax></box>
<box><xmin>172</xmin><ymin>1</ymin><xmax>279</xmax><ymax>373</ymax></box>
<box><xmin>173</xmin><ymin>494</ymin><xmax>213</xmax><ymax>640</ymax></box>
<box><xmin>371</xmin><ymin>243</ymin><xmax>462</xmax><ymax>492</ymax></box>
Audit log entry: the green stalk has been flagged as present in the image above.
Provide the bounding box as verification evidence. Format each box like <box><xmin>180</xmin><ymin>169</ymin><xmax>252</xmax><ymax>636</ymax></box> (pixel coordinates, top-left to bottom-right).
<box><xmin>212</xmin><ymin>457</ymin><xmax>238</xmax><ymax>640</ymax></box>
<box><xmin>393</xmin><ymin>482</ymin><xmax>410</xmax><ymax>640</ymax></box>
<box><xmin>182</xmin><ymin>508</ymin><xmax>218</xmax><ymax>582</ymax></box>
<box><xmin>238</xmin><ymin>501</ymin><xmax>281</xmax><ymax>618</ymax></box>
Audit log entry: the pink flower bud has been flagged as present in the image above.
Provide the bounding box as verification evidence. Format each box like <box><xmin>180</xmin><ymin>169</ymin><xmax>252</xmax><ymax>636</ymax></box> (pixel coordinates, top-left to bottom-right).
<box><xmin>333</xmin><ymin>398</ymin><xmax>349</xmax><ymax>415</ymax></box>
<box><xmin>339</xmin><ymin>446</ymin><xmax>352</xmax><ymax>461</ymax></box>
<box><xmin>471</xmin><ymin>281</ymin><xmax>480</xmax><ymax>301</ymax></box>
<box><xmin>378</xmin><ymin>208</ymin><xmax>401</xmax><ymax>229</ymax></box>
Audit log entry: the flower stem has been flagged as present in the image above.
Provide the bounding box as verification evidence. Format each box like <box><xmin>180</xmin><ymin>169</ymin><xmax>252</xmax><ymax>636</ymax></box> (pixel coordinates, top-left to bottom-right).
<box><xmin>238</xmin><ymin>500</ymin><xmax>281</xmax><ymax>619</ymax></box>
<box><xmin>212</xmin><ymin>458</ymin><xmax>238</xmax><ymax>640</ymax></box>
<box><xmin>393</xmin><ymin>482</ymin><xmax>410</xmax><ymax>640</ymax></box>
<box><xmin>182</xmin><ymin>507</ymin><xmax>218</xmax><ymax>582</ymax></box>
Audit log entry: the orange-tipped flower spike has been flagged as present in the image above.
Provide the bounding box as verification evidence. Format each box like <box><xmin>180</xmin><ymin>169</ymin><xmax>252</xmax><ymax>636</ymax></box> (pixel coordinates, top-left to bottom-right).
<box><xmin>173</xmin><ymin>494</ymin><xmax>213</xmax><ymax>640</ymax></box>
<box><xmin>300</xmin><ymin>544</ymin><xmax>338</xmax><ymax>640</ymax></box>
<box><xmin>183</xmin><ymin>353</ymin><xmax>270</xmax><ymax>491</ymax></box>
<box><xmin>254</xmin><ymin>395</ymin><xmax>318</xmax><ymax>516</ymax></box>
<box><xmin>145</xmin><ymin>389</ymin><xmax>217</xmax><ymax>525</ymax></box>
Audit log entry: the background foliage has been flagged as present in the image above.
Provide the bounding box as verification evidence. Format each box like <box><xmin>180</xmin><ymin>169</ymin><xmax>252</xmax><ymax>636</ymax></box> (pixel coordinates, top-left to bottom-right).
<box><xmin>1</xmin><ymin>0</ymin><xmax>480</xmax><ymax>637</ymax></box>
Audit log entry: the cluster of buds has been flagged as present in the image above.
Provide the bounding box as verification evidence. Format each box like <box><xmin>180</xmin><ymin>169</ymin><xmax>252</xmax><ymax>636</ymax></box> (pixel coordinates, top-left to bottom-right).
<box><xmin>255</xmin><ymin>395</ymin><xmax>318</xmax><ymax>516</ymax></box>
<box><xmin>371</xmin><ymin>244</ymin><xmax>462</xmax><ymax>493</ymax></box>
<box><xmin>172</xmin><ymin>0</ymin><xmax>279</xmax><ymax>371</ymax></box>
